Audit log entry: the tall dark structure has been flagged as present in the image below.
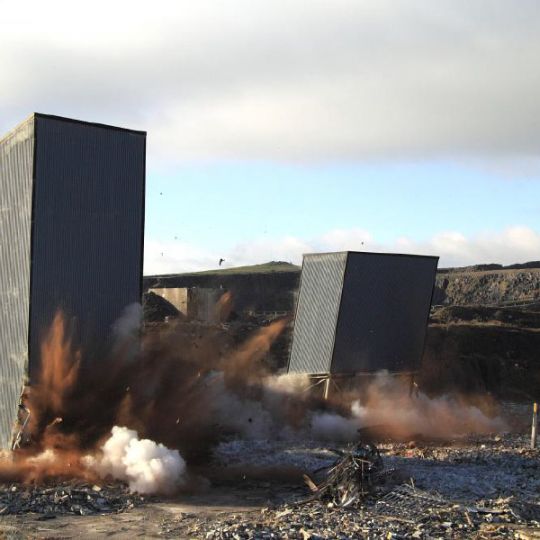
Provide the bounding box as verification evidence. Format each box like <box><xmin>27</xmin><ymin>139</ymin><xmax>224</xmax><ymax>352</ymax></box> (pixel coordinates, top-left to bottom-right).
<box><xmin>288</xmin><ymin>251</ymin><xmax>438</xmax><ymax>375</ymax></box>
<box><xmin>0</xmin><ymin>114</ymin><xmax>146</xmax><ymax>449</ymax></box>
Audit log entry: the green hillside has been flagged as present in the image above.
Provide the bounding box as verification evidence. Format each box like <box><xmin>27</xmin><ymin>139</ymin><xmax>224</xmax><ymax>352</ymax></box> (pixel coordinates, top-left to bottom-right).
<box><xmin>166</xmin><ymin>261</ymin><xmax>301</xmax><ymax>278</ymax></box>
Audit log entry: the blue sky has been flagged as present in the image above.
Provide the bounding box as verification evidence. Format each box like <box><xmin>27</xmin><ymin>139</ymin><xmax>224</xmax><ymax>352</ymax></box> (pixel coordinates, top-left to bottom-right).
<box><xmin>144</xmin><ymin>160</ymin><xmax>540</xmax><ymax>272</ymax></box>
<box><xmin>2</xmin><ymin>0</ymin><xmax>540</xmax><ymax>274</ymax></box>
<box><xmin>146</xmin><ymin>161</ymin><xmax>540</xmax><ymax>248</ymax></box>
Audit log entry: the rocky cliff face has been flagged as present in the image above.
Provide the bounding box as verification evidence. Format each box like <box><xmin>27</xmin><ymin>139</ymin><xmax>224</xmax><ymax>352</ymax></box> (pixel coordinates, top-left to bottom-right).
<box><xmin>420</xmin><ymin>304</ymin><xmax>540</xmax><ymax>401</ymax></box>
<box><xmin>434</xmin><ymin>269</ymin><xmax>540</xmax><ymax>306</ymax></box>
<box><xmin>145</xmin><ymin>261</ymin><xmax>540</xmax><ymax>309</ymax></box>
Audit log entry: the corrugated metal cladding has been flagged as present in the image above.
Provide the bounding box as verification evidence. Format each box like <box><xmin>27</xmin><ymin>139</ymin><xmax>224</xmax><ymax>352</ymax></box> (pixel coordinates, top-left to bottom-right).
<box><xmin>0</xmin><ymin>113</ymin><xmax>146</xmax><ymax>449</ymax></box>
<box><xmin>0</xmin><ymin>117</ymin><xmax>34</xmax><ymax>450</ymax></box>
<box><xmin>29</xmin><ymin>114</ymin><xmax>146</xmax><ymax>376</ymax></box>
<box><xmin>288</xmin><ymin>253</ymin><xmax>347</xmax><ymax>374</ymax></box>
<box><xmin>288</xmin><ymin>251</ymin><xmax>438</xmax><ymax>375</ymax></box>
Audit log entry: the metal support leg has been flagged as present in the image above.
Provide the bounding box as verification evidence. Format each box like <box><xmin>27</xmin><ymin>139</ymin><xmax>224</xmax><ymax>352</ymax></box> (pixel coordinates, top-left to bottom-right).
<box><xmin>532</xmin><ymin>402</ymin><xmax>538</xmax><ymax>449</ymax></box>
<box><xmin>323</xmin><ymin>376</ymin><xmax>331</xmax><ymax>400</ymax></box>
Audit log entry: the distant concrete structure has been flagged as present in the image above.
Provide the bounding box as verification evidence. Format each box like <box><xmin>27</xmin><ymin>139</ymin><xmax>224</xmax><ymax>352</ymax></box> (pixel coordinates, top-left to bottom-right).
<box><xmin>288</xmin><ymin>251</ymin><xmax>438</xmax><ymax>375</ymax></box>
<box><xmin>144</xmin><ymin>265</ymin><xmax>299</xmax><ymax>317</ymax></box>
<box><xmin>149</xmin><ymin>287</ymin><xmax>189</xmax><ymax>316</ymax></box>
<box><xmin>0</xmin><ymin>113</ymin><xmax>145</xmax><ymax>450</ymax></box>
<box><xmin>187</xmin><ymin>288</ymin><xmax>224</xmax><ymax>323</ymax></box>
<box><xmin>148</xmin><ymin>287</ymin><xmax>228</xmax><ymax>323</ymax></box>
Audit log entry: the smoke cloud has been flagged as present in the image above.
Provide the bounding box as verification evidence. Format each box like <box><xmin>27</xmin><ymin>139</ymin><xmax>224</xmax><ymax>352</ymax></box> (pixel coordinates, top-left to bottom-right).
<box><xmin>85</xmin><ymin>426</ymin><xmax>186</xmax><ymax>495</ymax></box>
<box><xmin>4</xmin><ymin>310</ymin><xmax>509</xmax><ymax>495</ymax></box>
<box><xmin>112</xmin><ymin>303</ymin><xmax>143</xmax><ymax>342</ymax></box>
<box><xmin>310</xmin><ymin>372</ymin><xmax>507</xmax><ymax>441</ymax></box>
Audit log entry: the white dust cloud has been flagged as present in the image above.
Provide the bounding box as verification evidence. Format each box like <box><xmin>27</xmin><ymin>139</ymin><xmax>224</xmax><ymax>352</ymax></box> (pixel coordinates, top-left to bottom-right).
<box><xmin>201</xmin><ymin>370</ymin><xmax>507</xmax><ymax>443</ymax></box>
<box><xmin>112</xmin><ymin>303</ymin><xmax>142</xmax><ymax>341</ymax></box>
<box><xmin>310</xmin><ymin>413</ymin><xmax>359</xmax><ymax>442</ymax></box>
<box><xmin>26</xmin><ymin>449</ymin><xmax>58</xmax><ymax>466</ymax></box>
<box><xmin>85</xmin><ymin>426</ymin><xmax>186</xmax><ymax>494</ymax></box>
<box><xmin>311</xmin><ymin>372</ymin><xmax>508</xmax><ymax>441</ymax></box>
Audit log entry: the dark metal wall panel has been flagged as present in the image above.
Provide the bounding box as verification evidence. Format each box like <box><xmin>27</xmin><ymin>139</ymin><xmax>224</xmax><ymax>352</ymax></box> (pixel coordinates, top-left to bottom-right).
<box><xmin>332</xmin><ymin>252</ymin><xmax>438</xmax><ymax>373</ymax></box>
<box><xmin>288</xmin><ymin>252</ymin><xmax>347</xmax><ymax>374</ymax></box>
<box><xmin>29</xmin><ymin>116</ymin><xmax>146</xmax><ymax>374</ymax></box>
<box><xmin>0</xmin><ymin>117</ymin><xmax>34</xmax><ymax>449</ymax></box>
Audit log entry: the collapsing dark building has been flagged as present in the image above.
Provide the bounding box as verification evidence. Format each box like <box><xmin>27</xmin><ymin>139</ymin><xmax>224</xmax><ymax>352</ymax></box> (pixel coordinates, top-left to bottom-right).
<box><xmin>0</xmin><ymin>114</ymin><xmax>146</xmax><ymax>450</ymax></box>
<box><xmin>288</xmin><ymin>251</ymin><xmax>438</xmax><ymax>376</ymax></box>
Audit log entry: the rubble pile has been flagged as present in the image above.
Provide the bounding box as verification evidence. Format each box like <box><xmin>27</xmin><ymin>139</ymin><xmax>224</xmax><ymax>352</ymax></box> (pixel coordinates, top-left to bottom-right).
<box><xmin>302</xmin><ymin>443</ymin><xmax>385</xmax><ymax>507</ymax></box>
<box><xmin>143</xmin><ymin>291</ymin><xmax>181</xmax><ymax>322</ymax></box>
<box><xmin>0</xmin><ymin>481</ymin><xmax>145</xmax><ymax>516</ymax></box>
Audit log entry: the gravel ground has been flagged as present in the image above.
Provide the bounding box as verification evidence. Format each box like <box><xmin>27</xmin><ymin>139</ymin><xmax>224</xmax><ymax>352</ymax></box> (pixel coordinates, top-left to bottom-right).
<box><xmin>0</xmin><ymin>404</ymin><xmax>539</xmax><ymax>538</ymax></box>
<box><xmin>190</xmin><ymin>432</ymin><xmax>540</xmax><ymax>539</ymax></box>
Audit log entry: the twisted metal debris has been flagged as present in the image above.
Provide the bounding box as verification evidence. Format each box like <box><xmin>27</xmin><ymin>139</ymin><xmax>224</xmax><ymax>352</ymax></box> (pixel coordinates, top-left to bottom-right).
<box><xmin>0</xmin><ymin>481</ymin><xmax>145</xmax><ymax>516</ymax></box>
<box><xmin>302</xmin><ymin>443</ymin><xmax>385</xmax><ymax>507</ymax></box>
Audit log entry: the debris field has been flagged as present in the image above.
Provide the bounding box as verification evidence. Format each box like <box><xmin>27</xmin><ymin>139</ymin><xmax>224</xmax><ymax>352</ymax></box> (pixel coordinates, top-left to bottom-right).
<box><xmin>191</xmin><ymin>432</ymin><xmax>540</xmax><ymax>539</ymax></box>
<box><xmin>0</xmin><ymin>480</ymin><xmax>145</xmax><ymax>517</ymax></box>
<box><xmin>1</xmin><ymin>422</ymin><xmax>539</xmax><ymax>539</ymax></box>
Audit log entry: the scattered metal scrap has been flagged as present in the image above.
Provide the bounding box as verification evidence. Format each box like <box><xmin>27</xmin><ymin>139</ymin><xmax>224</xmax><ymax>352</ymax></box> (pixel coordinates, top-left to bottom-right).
<box><xmin>301</xmin><ymin>443</ymin><xmax>386</xmax><ymax>507</ymax></box>
<box><xmin>0</xmin><ymin>481</ymin><xmax>145</xmax><ymax>516</ymax></box>
<box><xmin>11</xmin><ymin>404</ymin><xmax>31</xmax><ymax>450</ymax></box>
<box><xmin>374</xmin><ymin>483</ymin><xmax>450</xmax><ymax>520</ymax></box>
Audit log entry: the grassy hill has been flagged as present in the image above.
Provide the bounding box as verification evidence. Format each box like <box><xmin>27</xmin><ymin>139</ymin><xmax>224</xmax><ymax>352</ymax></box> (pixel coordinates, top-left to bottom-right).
<box><xmin>150</xmin><ymin>261</ymin><xmax>301</xmax><ymax>278</ymax></box>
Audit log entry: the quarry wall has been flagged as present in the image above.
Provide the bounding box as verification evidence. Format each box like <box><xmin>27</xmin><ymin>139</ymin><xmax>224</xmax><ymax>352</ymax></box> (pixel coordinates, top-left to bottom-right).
<box><xmin>145</xmin><ymin>266</ymin><xmax>540</xmax><ymax>312</ymax></box>
<box><xmin>434</xmin><ymin>268</ymin><xmax>540</xmax><ymax>306</ymax></box>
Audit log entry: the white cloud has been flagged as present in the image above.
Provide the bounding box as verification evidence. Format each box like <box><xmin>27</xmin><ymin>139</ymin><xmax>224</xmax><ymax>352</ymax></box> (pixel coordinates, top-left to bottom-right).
<box><xmin>319</xmin><ymin>228</ymin><xmax>373</xmax><ymax>252</ymax></box>
<box><xmin>2</xmin><ymin>0</ymin><xmax>540</xmax><ymax>165</ymax></box>
<box><xmin>143</xmin><ymin>225</ymin><xmax>540</xmax><ymax>274</ymax></box>
<box><xmin>227</xmin><ymin>236</ymin><xmax>313</xmax><ymax>267</ymax></box>
<box><xmin>144</xmin><ymin>239</ymin><xmax>217</xmax><ymax>275</ymax></box>
<box><xmin>399</xmin><ymin>227</ymin><xmax>540</xmax><ymax>267</ymax></box>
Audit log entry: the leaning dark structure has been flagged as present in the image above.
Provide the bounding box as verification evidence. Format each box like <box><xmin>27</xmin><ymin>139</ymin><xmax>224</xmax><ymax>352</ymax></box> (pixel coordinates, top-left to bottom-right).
<box><xmin>0</xmin><ymin>114</ymin><xmax>146</xmax><ymax>450</ymax></box>
<box><xmin>288</xmin><ymin>251</ymin><xmax>438</xmax><ymax>392</ymax></box>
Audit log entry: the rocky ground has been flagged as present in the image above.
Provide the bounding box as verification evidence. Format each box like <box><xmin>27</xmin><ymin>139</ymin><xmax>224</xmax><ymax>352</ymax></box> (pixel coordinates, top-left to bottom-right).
<box><xmin>434</xmin><ymin>268</ymin><xmax>540</xmax><ymax>306</ymax></box>
<box><xmin>184</xmin><ymin>430</ymin><xmax>540</xmax><ymax>539</ymax></box>
<box><xmin>0</xmin><ymin>403</ymin><xmax>539</xmax><ymax>539</ymax></box>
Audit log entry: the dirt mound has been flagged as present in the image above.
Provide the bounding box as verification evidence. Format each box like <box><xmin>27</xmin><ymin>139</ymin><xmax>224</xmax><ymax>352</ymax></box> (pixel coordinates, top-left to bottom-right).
<box><xmin>143</xmin><ymin>291</ymin><xmax>182</xmax><ymax>323</ymax></box>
